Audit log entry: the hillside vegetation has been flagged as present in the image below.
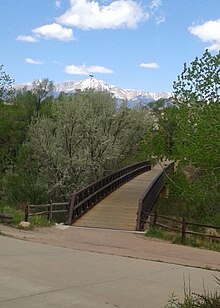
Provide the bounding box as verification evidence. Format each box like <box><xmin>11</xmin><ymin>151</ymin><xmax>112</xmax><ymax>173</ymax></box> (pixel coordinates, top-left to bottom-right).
<box><xmin>0</xmin><ymin>50</ymin><xmax>219</xmax><ymax>226</ymax></box>
<box><xmin>141</xmin><ymin>50</ymin><xmax>220</xmax><ymax>224</ymax></box>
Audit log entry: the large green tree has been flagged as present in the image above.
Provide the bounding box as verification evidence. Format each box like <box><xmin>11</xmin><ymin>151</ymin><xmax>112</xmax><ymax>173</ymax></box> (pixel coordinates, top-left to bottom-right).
<box><xmin>0</xmin><ymin>65</ymin><xmax>14</xmax><ymax>101</ymax></box>
<box><xmin>173</xmin><ymin>49</ymin><xmax>220</xmax><ymax>104</ymax></box>
<box><xmin>17</xmin><ymin>91</ymin><xmax>145</xmax><ymax>201</ymax></box>
<box><xmin>31</xmin><ymin>78</ymin><xmax>54</xmax><ymax>111</ymax></box>
<box><xmin>141</xmin><ymin>50</ymin><xmax>220</xmax><ymax>222</ymax></box>
<box><xmin>0</xmin><ymin>101</ymin><xmax>33</xmax><ymax>174</ymax></box>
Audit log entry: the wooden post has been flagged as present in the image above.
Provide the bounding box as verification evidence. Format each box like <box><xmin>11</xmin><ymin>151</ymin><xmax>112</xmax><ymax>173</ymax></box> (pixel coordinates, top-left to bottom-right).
<box><xmin>24</xmin><ymin>204</ymin><xmax>29</xmax><ymax>222</ymax></box>
<box><xmin>136</xmin><ymin>201</ymin><xmax>142</xmax><ymax>231</ymax></box>
<box><xmin>48</xmin><ymin>200</ymin><xmax>53</xmax><ymax>221</ymax></box>
<box><xmin>152</xmin><ymin>210</ymin><xmax>158</xmax><ymax>228</ymax></box>
<box><xmin>181</xmin><ymin>217</ymin><xmax>186</xmax><ymax>244</ymax></box>
<box><xmin>67</xmin><ymin>194</ymin><xmax>75</xmax><ymax>225</ymax></box>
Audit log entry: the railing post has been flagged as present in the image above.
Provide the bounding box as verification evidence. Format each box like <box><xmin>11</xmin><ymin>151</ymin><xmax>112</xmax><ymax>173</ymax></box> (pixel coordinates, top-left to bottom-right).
<box><xmin>152</xmin><ymin>210</ymin><xmax>158</xmax><ymax>228</ymax></box>
<box><xmin>24</xmin><ymin>203</ymin><xmax>29</xmax><ymax>222</ymax></box>
<box><xmin>68</xmin><ymin>194</ymin><xmax>75</xmax><ymax>225</ymax></box>
<box><xmin>48</xmin><ymin>200</ymin><xmax>53</xmax><ymax>221</ymax></box>
<box><xmin>136</xmin><ymin>200</ymin><xmax>142</xmax><ymax>231</ymax></box>
<box><xmin>181</xmin><ymin>217</ymin><xmax>186</xmax><ymax>244</ymax></box>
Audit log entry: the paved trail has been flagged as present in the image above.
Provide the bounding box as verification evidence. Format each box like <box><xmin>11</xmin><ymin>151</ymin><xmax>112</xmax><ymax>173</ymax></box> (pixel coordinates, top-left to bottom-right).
<box><xmin>0</xmin><ymin>235</ymin><xmax>219</xmax><ymax>308</ymax></box>
<box><xmin>1</xmin><ymin>224</ymin><xmax>220</xmax><ymax>270</ymax></box>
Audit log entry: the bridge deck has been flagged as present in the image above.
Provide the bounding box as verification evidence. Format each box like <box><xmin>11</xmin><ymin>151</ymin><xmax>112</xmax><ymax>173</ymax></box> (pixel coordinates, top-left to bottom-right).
<box><xmin>73</xmin><ymin>164</ymin><xmax>164</xmax><ymax>230</ymax></box>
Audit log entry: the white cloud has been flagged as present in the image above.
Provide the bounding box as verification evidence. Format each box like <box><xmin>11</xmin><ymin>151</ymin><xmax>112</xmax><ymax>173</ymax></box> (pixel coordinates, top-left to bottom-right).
<box><xmin>32</xmin><ymin>23</ymin><xmax>74</xmax><ymax>41</ymax></box>
<box><xmin>64</xmin><ymin>64</ymin><xmax>113</xmax><ymax>75</ymax></box>
<box><xmin>25</xmin><ymin>58</ymin><xmax>43</xmax><ymax>65</ymax></box>
<box><xmin>140</xmin><ymin>62</ymin><xmax>159</xmax><ymax>69</ymax></box>
<box><xmin>55</xmin><ymin>0</ymin><xmax>61</xmax><ymax>8</ymax></box>
<box><xmin>208</xmin><ymin>43</ymin><xmax>220</xmax><ymax>51</ymax></box>
<box><xmin>149</xmin><ymin>0</ymin><xmax>162</xmax><ymax>10</ymax></box>
<box><xmin>53</xmin><ymin>60</ymin><xmax>64</xmax><ymax>65</ymax></box>
<box><xmin>188</xmin><ymin>19</ymin><xmax>220</xmax><ymax>51</ymax></box>
<box><xmin>149</xmin><ymin>0</ymin><xmax>165</xmax><ymax>25</ymax></box>
<box><xmin>16</xmin><ymin>35</ymin><xmax>37</xmax><ymax>42</ymax></box>
<box><xmin>56</xmin><ymin>0</ymin><xmax>148</xmax><ymax>30</ymax></box>
<box><xmin>155</xmin><ymin>14</ymin><xmax>165</xmax><ymax>25</ymax></box>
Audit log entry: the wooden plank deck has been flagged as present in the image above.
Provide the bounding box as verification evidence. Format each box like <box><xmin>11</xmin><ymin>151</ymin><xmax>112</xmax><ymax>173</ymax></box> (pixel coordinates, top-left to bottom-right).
<box><xmin>73</xmin><ymin>164</ymin><xmax>165</xmax><ymax>231</ymax></box>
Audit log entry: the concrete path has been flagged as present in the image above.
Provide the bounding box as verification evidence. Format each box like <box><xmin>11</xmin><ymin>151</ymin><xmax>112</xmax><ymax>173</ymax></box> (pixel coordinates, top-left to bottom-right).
<box><xmin>0</xmin><ymin>236</ymin><xmax>219</xmax><ymax>308</ymax></box>
<box><xmin>1</xmin><ymin>224</ymin><xmax>220</xmax><ymax>270</ymax></box>
<box><xmin>73</xmin><ymin>163</ymin><xmax>166</xmax><ymax>230</ymax></box>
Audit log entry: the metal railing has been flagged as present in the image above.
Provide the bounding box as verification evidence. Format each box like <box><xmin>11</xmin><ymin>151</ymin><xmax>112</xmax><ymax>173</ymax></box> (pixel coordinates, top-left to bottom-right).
<box><xmin>68</xmin><ymin>161</ymin><xmax>151</xmax><ymax>225</ymax></box>
<box><xmin>136</xmin><ymin>162</ymin><xmax>174</xmax><ymax>231</ymax></box>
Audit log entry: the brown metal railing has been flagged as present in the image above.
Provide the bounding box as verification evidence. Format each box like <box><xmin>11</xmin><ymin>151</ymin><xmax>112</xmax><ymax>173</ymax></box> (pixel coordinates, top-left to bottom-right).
<box><xmin>68</xmin><ymin>161</ymin><xmax>151</xmax><ymax>225</ymax></box>
<box><xmin>136</xmin><ymin>162</ymin><xmax>174</xmax><ymax>231</ymax></box>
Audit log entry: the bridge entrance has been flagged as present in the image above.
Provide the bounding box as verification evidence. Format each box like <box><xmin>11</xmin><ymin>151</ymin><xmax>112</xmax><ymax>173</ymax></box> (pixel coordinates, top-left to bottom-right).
<box><xmin>72</xmin><ymin>164</ymin><xmax>168</xmax><ymax>231</ymax></box>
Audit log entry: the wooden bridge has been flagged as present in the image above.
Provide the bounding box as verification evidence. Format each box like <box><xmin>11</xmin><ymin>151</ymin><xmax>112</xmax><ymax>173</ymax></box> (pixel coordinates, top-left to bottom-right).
<box><xmin>68</xmin><ymin>161</ymin><xmax>173</xmax><ymax>231</ymax></box>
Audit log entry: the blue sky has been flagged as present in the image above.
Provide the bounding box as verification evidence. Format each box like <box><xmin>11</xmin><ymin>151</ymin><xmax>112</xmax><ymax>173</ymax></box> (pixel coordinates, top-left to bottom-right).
<box><xmin>1</xmin><ymin>0</ymin><xmax>220</xmax><ymax>92</ymax></box>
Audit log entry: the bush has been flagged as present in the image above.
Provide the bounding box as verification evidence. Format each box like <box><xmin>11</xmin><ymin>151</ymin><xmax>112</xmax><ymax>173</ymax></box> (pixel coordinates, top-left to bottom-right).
<box><xmin>164</xmin><ymin>277</ymin><xmax>220</xmax><ymax>308</ymax></box>
<box><xmin>2</xmin><ymin>172</ymin><xmax>48</xmax><ymax>207</ymax></box>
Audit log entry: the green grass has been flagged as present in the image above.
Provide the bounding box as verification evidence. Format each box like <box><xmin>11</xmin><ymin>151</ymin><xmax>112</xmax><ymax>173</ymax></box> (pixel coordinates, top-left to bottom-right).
<box><xmin>145</xmin><ymin>227</ymin><xmax>220</xmax><ymax>252</ymax></box>
<box><xmin>165</xmin><ymin>291</ymin><xmax>220</xmax><ymax>308</ymax></box>
<box><xmin>145</xmin><ymin>227</ymin><xmax>181</xmax><ymax>243</ymax></box>
<box><xmin>28</xmin><ymin>215</ymin><xmax>53</xmax><ymax>227</ymax></box>
<box><xmin>0</xmin><ymin>204</ymin><xmax>53</xmax><ymax>228</ymax></box>
<box><xmin>164</xmin><ymin>276</ymin><xmax>220</xmax><ymax>308</ymax></box>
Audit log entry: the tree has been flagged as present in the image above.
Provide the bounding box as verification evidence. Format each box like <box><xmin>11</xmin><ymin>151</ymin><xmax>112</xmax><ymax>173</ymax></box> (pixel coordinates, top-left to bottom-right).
<box><xmin>0</xmin><ymin>101</ymin><xmax>30</xmax><ymax>174</ymax></box>
<box><xmin>14</xmin><ymin>89</ymin><xmax>37</xmax><ymax>116</ymax></box>
<box><xmin>19</xmin><ymin>91</ymin><xmax>146</xmax><ymax>201</ymax></box>
<box><xmin>0</xmin><ymin>81</ymin><xmax>55</xmax><ymax>205</ymax></box>
<box><xmin>141</xmin><ymin>105</ymin><xmax>177</xmax><ymax>160</ymax></box>
<box><xmin>32</xmin><ymin>78</ymin><xmax>54</xmax><ymax>111</ymax></box>
<box><xmin>141</xmin><ymin>51</ymin><xmax>220</xmax><ymax>222</ymax></box>
<box><xmin>171</xmin><ymin>50</ymin><xmax>220</xmax><ymax>176</ymax></box>
<box><xmin>0</xmin><ymin>65</ymin><xmax>14</xmax><ymax>101</ymax></box>
<box><xmin>173</xmin><ymin>49</ymin><xmax>220</xmax><ymax>104</ymax></box>
<box><xmin>147</xmin><ymin>98</ymin><xmax>171</xmax><ymax>116</ymax></box>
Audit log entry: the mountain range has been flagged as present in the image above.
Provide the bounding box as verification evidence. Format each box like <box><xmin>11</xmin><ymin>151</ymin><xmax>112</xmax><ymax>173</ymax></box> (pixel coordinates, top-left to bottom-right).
<box><xmin>16</xmin><ymin>77</ymin><xmax>172</xmax><ymax>106</ymax></box>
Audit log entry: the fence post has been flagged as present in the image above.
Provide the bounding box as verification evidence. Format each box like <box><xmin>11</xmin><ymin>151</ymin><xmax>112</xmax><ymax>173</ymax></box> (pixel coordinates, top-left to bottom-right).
<box><xmin>24</xmin><ymin>203</ymin><xmax>29</xmax><ymax>222</ymax></box>
<box><xmin>152</xmin><ymin>210</ymin><xmax>158</xmax><ymax>228</ymax></box>
<box><xmin>181</xmin><ymin>217</ymin><xmax>186</xmax><ymax>244</ymax></box>
<box><xmin>68</xmin><ymin>194</ymin><xmax>75</xmax><ymax>225</ymax></box>
<box><xmin>48</xmin><ymin>200</ymin><xmax>53</xmax><ymax>221</ymax></box>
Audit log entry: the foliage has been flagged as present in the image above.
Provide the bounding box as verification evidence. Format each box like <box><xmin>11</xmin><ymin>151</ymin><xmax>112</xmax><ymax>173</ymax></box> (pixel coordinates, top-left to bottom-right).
<box><xmin>173</xmin><ymin>49</ymin><xmax>220</xmax><ymax>104</ymax></box>
<box><xmin>140</xmin><ymin>50</ymin><xmax>220</xmax><ymax>223</ymax></box>
<box><xmin>14</xmin><ymin>83</ymin><xmax>54</xmax><ymax>114</ymax></box>
<box><xmin>145</xmin><ymin>227</ymin><xmax>181</xmax><ymax>243</ymax></box>
<box><xmin>145</xmin><ymin>102</ymin><xmax>220</xmax><ymax>222</ymax></box>
<box><xmin>0</xmin><ymin>203</ymin><xmax>52</xmax><ymax>227</ymax></box>
<box><xmin>0</xmin><ymin>82</ymin><xmax>55</xmax><ymax>205</ymax></box>
<box><xmin>2</xmin><ymin>171</ymin><xmax>48</xmax><ymax>206</ymax></box>
<box><xmin>0</xmin><ymin>65</ymin><xmax>14</xmax><ymax>101</ymax></box>
<box><xmin>16</xmin><ymin>91</ymin><xmax>146</xmax><ymax>202</ymax></box>
<box><xmin>31</xmin><ymin>78</ymin><xmax>54</xmax><ymax>111</ymax></box>
<box><xmin>145</xmin><ymin>226</ymin><xmax>220</xmax><ymax>252</ymax></box>
<box><xmin>165</xmin><ymin>291</ymin><xmax>220</xmax><ymax>308</ymax></box>
<box><xmin>147</xmin><ymin>98</ymin><xmax>172</xmax><ymax>115</ymax></box>
<box><xmin>14</xmin><ymin>89</ymin><xmax>37</xmax><ymax>115</ymax></box>
<box><xmin>0</xmin><ymin>101</ymin><xmax>31</xmax><ymax>174</ymax></box>
<box><xmin>140</xmin><ymin>105</ymin><xmax>177</xmax><ymax>159</ymax></box>
<box><xmin>164</xmin><ymin>278</ymin><xmax>220</xmax><ymax>308</ymax></box>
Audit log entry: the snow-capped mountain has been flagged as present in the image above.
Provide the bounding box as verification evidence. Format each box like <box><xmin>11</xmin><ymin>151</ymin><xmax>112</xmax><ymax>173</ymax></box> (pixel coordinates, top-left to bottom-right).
<box><xmin>16</xmin><ymin>77</ymin><xmax>171</xmax><ymax>105</ymax></box>
<box><xmin>55</xmin><ymin>78</ymin><xmax>171</xmax><ymax>103</ymax></box>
